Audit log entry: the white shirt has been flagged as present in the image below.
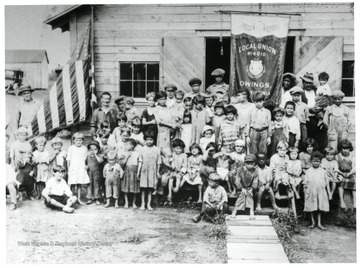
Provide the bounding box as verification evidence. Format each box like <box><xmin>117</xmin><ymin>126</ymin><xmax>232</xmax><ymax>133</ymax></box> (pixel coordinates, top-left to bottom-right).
<box><xmin>43</xmin><ymin>177</ymin><xmax>73</xmax><ymax>197</ymax></box>
<box><xmin>166</xmin><ymin>97</ymin><xmax>176</xmax><ymax>108</ymax></box>
<box><xmin>304</xmin><ymin>90</ymin><xmax>316</xmax><ymax>109</ymax></box>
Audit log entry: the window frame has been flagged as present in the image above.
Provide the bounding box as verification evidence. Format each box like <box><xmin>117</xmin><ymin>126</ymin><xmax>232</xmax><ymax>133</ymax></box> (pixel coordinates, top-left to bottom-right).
<box><xmin>119</xmin><ymin>61</ymin><xmax>160</xmax><ymax>100</ymax></box>
<box><xmin>341</xmin><ymin>60</ymin><xmax>355</xmax><ymax>101</ymax></box>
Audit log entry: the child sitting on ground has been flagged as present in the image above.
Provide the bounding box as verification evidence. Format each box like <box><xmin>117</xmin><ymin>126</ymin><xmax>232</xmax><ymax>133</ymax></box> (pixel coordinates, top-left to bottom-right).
<box><xmin>256</xmin><ymin>152</ymin><xmax>279</xmax><ymax>211</ymax></box>
<box><xmin>42</xmin><ymin>165</ymin><xmax>77</xmax><ymax>213</ymax></box>
<box><xmin>232</xmin><ymin>154</ymin><xmax>259</xmax><ymax>220</ymax></box>
<box><xmin>286</xmin><ymin>147</ymin><xmax>302</xmax><ymax>199</ymax></box>
<box><xmin>321</xmin><ymin>147</ymin><xmax>339</xmax><ymax>200</ymax></box>
<box><xmin>192</xmin><ymin>173</ymin><xmax>228</xmax><ymax>223</ymax></box>
<box><xmin>103</xmin><ymin>151</ymin><xmax>123</xmax><ymax>208</ymax></box>
<box><xmin>199</xmin><ymin>125</ymin><xmax>215</xmax><ymax>153</ymax></box>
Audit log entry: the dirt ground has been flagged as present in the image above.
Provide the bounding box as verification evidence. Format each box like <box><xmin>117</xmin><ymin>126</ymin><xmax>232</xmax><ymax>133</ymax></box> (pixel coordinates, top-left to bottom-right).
<box><xmin>6</xmin><ymin>198</ymin><xmax>226</xmax><ymax>264</ymax></box>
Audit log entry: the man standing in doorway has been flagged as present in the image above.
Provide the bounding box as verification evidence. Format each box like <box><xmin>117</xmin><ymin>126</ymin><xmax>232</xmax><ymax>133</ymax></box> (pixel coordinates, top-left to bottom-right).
<box><xmin>206</xmin><ymin>68</ymin><xmax>229</xmax><ymax>96</ymax></box>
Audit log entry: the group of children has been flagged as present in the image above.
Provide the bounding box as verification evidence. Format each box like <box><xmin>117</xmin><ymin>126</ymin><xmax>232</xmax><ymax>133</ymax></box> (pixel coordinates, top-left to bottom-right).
<box><xmin>5</xmin><ymin>73</ymin><xmax>355</xmax><ymax>230</ymax></box>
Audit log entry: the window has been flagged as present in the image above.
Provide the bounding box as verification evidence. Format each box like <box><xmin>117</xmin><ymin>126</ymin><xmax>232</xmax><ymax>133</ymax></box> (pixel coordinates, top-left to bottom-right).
<box><xmin>342</xmin><ymin>60</ymin><xmax>355</xmax><ymax>97</ymax></box>
<box><xmin>119</xmin><ymin>62</ymin><xmax>159</xmax><ymax>98</ymax></box>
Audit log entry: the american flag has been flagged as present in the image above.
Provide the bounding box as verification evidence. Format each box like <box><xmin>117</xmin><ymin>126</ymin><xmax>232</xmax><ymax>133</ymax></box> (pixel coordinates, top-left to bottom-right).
<box><xmin>31</xmin><ymin>24</ymin><xmax>95</xmax><ymax>137</ymax></box>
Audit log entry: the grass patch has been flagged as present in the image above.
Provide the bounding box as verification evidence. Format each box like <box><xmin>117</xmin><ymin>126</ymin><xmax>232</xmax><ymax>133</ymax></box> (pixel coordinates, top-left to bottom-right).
<box><xmin>206</xmin><ymin>213</ymin><xmax>228</xmax><ymax>240</ymax></box>
<box><xmin>126</xmin><ymin>233</ymin><xmax>143</xmax><ymax>244</ymax></box>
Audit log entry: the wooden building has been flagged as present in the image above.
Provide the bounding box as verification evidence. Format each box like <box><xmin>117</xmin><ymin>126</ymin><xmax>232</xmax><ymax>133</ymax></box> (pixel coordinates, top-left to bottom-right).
<box><xmin>44</xmin><ymin>3</ymin><xmax>355</xmax><ymax>141</ymax></box>
<box><xmin>5</xmin><ymin>49</ymin><xmax>49</xmax><ymax>90</ymax></box>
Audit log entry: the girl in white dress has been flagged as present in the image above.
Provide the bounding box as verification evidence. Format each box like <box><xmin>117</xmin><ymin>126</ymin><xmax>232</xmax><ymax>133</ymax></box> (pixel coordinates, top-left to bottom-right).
<box><xmin>67</xmin><ymin>132</ymin><xmax>90</xmax><ymax>204</ymax></box>
<box><xmin>33</xmin><ymin>136</ymin><xmax>50</xmax><ymax>199</ymax></box>
<box><xmin>180</xmin><ymin>110</ymin><xmax>192</xmax><ymax>153</ymax></box>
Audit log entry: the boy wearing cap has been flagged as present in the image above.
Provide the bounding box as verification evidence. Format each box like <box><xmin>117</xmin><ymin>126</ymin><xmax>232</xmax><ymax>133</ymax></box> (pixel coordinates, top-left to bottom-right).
<box><xmin>86</xmin><ymin>140</ymin><xmax>104</xmax><ymax>205</ymax></box>
<box><xmin>185</xmin><ymin>77</ymin><xmax>205</xmax><ymax>99</ymax></box>
<box><xmin>323</xmin><ymin>90</ymin><xmax>351</xmax><ymax>144</ymax></box>
<box><xmin>290</xmin><ymin>86</ymin><xmax>309</xmax><ymax>148</ymax></box>
<box><xmin>206</xmin><ymin>68</ymin><xmax>229</xmax><ymax>96</ymax></box>
<box><xmin>232</xmin><ymin>154</ymin><xmax>258</xmax><ymax>219</ymax></box>
<box><xmin>164</xmin><ymin>84</ymin><xmax>177</xmax><ymax>108</ymax></box>
<box><xmin>192</xmin><ymin>173</ymin><xmax>228</xmax><ymax>223</ymax></box>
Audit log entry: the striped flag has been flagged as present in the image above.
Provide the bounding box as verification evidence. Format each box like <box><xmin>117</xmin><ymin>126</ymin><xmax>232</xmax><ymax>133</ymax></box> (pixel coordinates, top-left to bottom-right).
<box><xmin>31</xmin><ymin>24</ymin><xmax>92</xmax><ymax>137</ymax></box>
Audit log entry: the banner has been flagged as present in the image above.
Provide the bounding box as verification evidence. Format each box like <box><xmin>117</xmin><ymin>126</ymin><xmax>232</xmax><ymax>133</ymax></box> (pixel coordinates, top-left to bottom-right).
<box><xmin>31</xmin><ymin>24</ymin><xmax>93</xmax><ymax>136</ymax></box>
<box><xmin>229</xmin><ymin>15</ymin><xmax>289</xmax><ymax>106</ymax></box>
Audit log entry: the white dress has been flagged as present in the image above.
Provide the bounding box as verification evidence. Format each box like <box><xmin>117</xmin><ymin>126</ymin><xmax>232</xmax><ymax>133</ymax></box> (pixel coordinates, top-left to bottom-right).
<box><xmin>67</xmin><ymin>145</ymin><xmax>90</xmax><ymax>185</ymax></box>
<box><xmin>180</xmin><ymin>124</ymin><xmax>192</xmax><ymax>153</ymax></box>
<box><xmin>33</xmin><ymin>150</ymin><xmax>50</xmax><ymax>183</ymax></box>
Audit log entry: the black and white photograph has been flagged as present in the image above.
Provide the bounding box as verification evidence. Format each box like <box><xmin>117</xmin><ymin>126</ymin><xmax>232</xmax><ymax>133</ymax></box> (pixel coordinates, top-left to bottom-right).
<box><xmin>3</xmin><ymin>0</ymin><xmax>357</xmax><ymax>264</ymax></box>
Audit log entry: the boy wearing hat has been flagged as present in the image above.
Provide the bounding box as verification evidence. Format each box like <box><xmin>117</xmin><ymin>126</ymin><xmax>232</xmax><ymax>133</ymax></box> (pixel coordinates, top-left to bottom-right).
<box><xmin>185</xmin><ymin>77</ymin><xmax>205</xmax><ymax>99</ymax></box>
<box><xmin>14</xmin><ymin>85</ymin><xmax>41</xmax><ymax>135</ymax></box>
<box><xmin>232</xmin><ymin>154</ymin><xmax>259</xmax><ymax>219</ymax></box>
<box><xmin>192</xmin><ymin>173</ymin><xmax>228</xmax><ymax>223</ymax></box>
<box><xmin>290</xmin><ymin>86</ymin><xmax>309</xmax><ymax>149</ymax></box>
<box><xmin>206</xmin><ymin>68</ymin><xmax>229</xmax><ymax>96</ymax></box>
<box><xmin>86</xmin><ymin>140</ymin><xmax>105</xmax><ymax>205</ymax></box>
<box><xmin>164</xmin><ymin>84</ymin><xmax>177</xmax><ymax>108</ymax></box>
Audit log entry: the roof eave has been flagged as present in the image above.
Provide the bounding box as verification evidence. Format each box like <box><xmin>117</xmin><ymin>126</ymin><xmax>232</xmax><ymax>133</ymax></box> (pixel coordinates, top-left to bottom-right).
<box><xmin>43</xmin><ymin>5</ymin><xmax>82</xmax><ymax>32</ymax></box>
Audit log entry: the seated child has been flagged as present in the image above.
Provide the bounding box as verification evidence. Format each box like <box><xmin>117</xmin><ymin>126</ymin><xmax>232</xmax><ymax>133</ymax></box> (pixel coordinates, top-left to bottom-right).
<box><xmin>192</xmin><ymin>173</ymin><xmax>228</xmax><ymax>223</ymax></box>
<box><xmin>321</xmin><ymin>147</ymin><xmax>339</xmax><ymax>200</ymax></box>
<box><xmin>286</xmin><ymin>147</ymin><xmax>302</xmax><ymax>199</ymax></box>
<box><xmin>199</xmin><ymin>125</ymin><xmax>215</xmax><ymax>153</ymax></box>
<box><xmin>232</xmin><ymin>154</ymin><xmax>259</xmax><ymax>219</ymax></box>
<box><xmin>42</xmin><ymin>165</ymin><xmax>77</xmax><ymax>213</ymax></box>
<box><xmin>256</xmin><ymin>152</ymin><xmax>279</xmax><ymax>211</ymax></box>
<box><xmin>6</xmin><ymin>163</ymin><xmax>21</xmax><ymax>210</ymax></box>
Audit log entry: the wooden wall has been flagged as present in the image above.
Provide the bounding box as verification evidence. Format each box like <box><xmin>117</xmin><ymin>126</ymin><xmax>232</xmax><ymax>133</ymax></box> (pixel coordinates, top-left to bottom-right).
<box><xmin>70</xmin><ymin>3</ymin><xmax>354</xmax><ymax>100</ymax></box>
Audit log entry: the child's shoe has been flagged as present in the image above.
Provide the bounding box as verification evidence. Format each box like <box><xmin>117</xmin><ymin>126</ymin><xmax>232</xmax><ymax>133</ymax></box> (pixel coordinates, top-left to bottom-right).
<box><xmin>62</xmin><ymin>206</ymin><xmax>74</xmax><ymax>213</ymax></box>
<box><xmin>86</xmin><ymin>199</ymin><xmax>93</xmax><ymax>205</ymax></box>
<box><xmin>192</xmin><ymin>214</ymin><xmax>201</xmax><ymax>223</ymax></box>
<box><xmin>95</xmin><ymin>200</ymin><xmax>101</xmax><ymax>205</ymax></box>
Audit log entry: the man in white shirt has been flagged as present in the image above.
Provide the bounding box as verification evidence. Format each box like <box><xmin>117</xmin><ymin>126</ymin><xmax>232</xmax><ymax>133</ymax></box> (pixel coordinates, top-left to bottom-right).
<box><xmin>42</xmin><ymin>165</ymin><xmax>77</xmax><ymax>213</ymax></box>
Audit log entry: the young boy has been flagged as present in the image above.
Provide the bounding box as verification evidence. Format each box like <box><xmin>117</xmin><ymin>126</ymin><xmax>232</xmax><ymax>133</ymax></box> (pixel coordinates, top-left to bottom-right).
<box><xmin>206</xmin><ymin>68</ymin><xmax>229</xmax><ymax>96</ymax></box>
<box><xmin>255</xmin><ymin>152</ymin><xmax>279</xmax><ymax>212</ymax></box>
<box><xmin>245</xmin><ymin>92</ymin><xmax>271</xmax><ymax>155</ymax></box>
<box><xmin>283</xmin><ymin>101</ymin><xmax>301</xmax><ymax>148</ymax></box>
<box><xmin>204</xmin><ymin>94</ymin><xmax>215</xmax><ymax>118</ymax></box>
<box><xmin>164</xmin><ymin>84</ymin><xmax>177</xmax><ymax>108</ymax></box>
<box><xmin>192</xmin><ymin>173</ymin><xmax>228</xmax><ymax>223</ymax></box>
<box><xmin>289</xmin><ymin>86</ymin><xmax>309</xmax><ymax>149</ymax></box>
<box><xmin>86</xmin><ymin>140</ymin><xmax>104</xmax><ymax>205</ymax></box>
<box><xmin>42</xmin><ymin>165</ymin><xmax>77</xmax><ymax>213</ymax></box>
<box><xmin>232</xmin><ymin>154</ymin><xmax>258</xmax><ymax>219</ymax></box>
<box><xmin>103</xmin><ymin>151</ymin><xmax>124</xmax><ymax>208</ymax></box>
<box><xmin>317</xmin><ymin>72</ymin><xmax>331</xmax><ymax>96</ymax></box>
<box><xmin>211</xmin><ymin>102</ymin><xmax>226</xmax><ymax>145</ymax></box>
<box><xmin>186</xmin><ymin>77</ymin><xmax>205</xmax><ymax>99</ymax></box>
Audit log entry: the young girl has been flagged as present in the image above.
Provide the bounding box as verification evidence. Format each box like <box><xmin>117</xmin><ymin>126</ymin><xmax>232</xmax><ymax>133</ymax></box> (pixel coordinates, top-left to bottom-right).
<box><xmin>269</xmin><ymin>107</ymin><xmax>287</xmax><ymax>157</ymax></box>
<box><xmin>336</xmin><ymin>139</ymin><xmax>356</xmax><ymax>209</ymax></box>
<box><xmin>113</xmin><ymin>113</ymin><xmax>128</xmax><ymax>144</ymax></box>
<box><xmin>86</xmin><ymin>140</ymin><xmax>104</xmax><ymax>205</ymax></box>
<box><xmin>190</xmin><ymin>95</ymin><xmax>211</xmax><ymax>144</ymax></box>
<box><xmin>300</xmin><ymin>138</ymin><xmax>318</xmax><ymax>176</ymax></box>
<box><xmin>139</xmin><ymin>132</ymin><xmax>161</xmax><ymax>210</ymax></box>
<box><xmin>119</xmin><ymin>138</ymin><xmax>143</xmax><ymax>208</ymax></box>
<box><xmin>131</xmin><ymin>116</ymin><xmax>145</xmax><ymax>151</ymax></box>
<box><xmin>153</xmin><ymin>91</ymin><xmax>175</xmax><ymax>149</ymax></box>
<box><xmin>283</xmin><ymin>101</ymin><xmax>301</xmax><ymax>148</ymax></box>
<box><xmin>321</xmin><ymin>147</ymin><xmax>339</xmax><ymax>200</ymax></box>
<box><xmin>141</xmin><ymin>92</ymin><xmax>158</xmax><ymax>141</ymax></box>
<box><xmin>286</xmin><ymin>147</ymin><xmax>302</xmax><ymax>199</ymax></box>
<box><xmin>228</xmin><ymin>139</ymin><xmax>246</xmax><ymax>194</ymax></box>
<box><xmin>218</xmin><ymin>105</ymin><xmax>241</xmax><ymax>151</ymax></box>
<box><xmin>33</xmin><ymin>136</ymin><xmax>50</xmax><ymax>199</ymax></box>
<box><xmin>180</xmin><ymin>143</ymin><xmax>204</xmax><ymax>203</ymax></box>
<box><xmin>10</xmin><ymin>127</ymin><xmax>32</xmax><ymax>171</ymax></box>
<box><xmin>67</xmin><ymin>132</ymin><xmax>90</xmax><ymax>205</ymax></box>
<box><xmin>168</xmin><ymin>139</ymin><xmax>188</xmax><ymax>204</ymax></box>
<box><xmin>180</xmin><ymin>110</ymin><xmax>192</xmax><ymax>153</ymax></box>
<box><xmin>115</xmin><ymin>128</ymin><xmax>131</xmax><ymax>160</ymax></box>
<box><xmin>170</xmin><ymin>90</ymin><xmax>186</xmax><ymax>138</ymax></box>
<box><xmin>270</xmin><ymin>141</ymin><xmax>291</xmax><ymax>200</ymax></box>
<box><xmin>199</xmin><ymin>125</ymin><xmax>215</xmax><ymax>153</ymax></box>
<box><xmin>16</xmin><ymin>143</ymin><xmax>37</xmax><ymax>200</ymax></box>
<box><xmin>49</xmin><ymin>136</ymin><xmax>67</xmax><ymax>181</ymax></box>
<box><xmin>303</xmin><ymin>151</ymin><xmax>331</xmax><ymax>230</ymax></box>
<box><xmin>211</xmin><ymin>102</ymin><xmax>226</xmax><ymax>145</ymax></box>
<box><xmin>323</xmin><ymin>90</ymin><xmax>351</xmax><ymax>145</ymax></box>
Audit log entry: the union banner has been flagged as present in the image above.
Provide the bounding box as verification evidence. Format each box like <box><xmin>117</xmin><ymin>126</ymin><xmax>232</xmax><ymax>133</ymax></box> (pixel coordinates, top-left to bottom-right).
<box><xmin>229</xmin><ymin>15</ymin><xmax>289</xmax><ymax>106</ymax></box>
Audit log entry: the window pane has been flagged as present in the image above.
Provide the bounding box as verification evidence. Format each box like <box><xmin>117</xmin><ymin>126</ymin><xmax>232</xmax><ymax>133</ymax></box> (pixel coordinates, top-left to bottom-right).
<box><xmin>134</xmin><ymin>63</ymin><xmax>146</xmax><ymax>80</ymax></box>
<box><xmin>342</xmin><ymin>61</ymin><xmax>354</xmax><ymax>78</ymax></box>
<box><xmin>120</xmin><ymin>63</ymin><xmax>132</xmax><ymax>80</ymax></box>
<box><xmin>147</xmin><ymin>82</ymin><xmax>159</xmax><ymax>94</ymax></box>
<box><xmin>341</xmin><ymin>80</ymin><xmax>354</xmax><ymax>97</ymax></box>
<box><xmin>147</xmin><ymin>63</ymin><xmax>159</xmax><ymax>80</ymax></box>
<box><xmin>120</xmin><ymin>81</ymin><xmax>133</xmax><ymax>97</ymax></box>
<box><xmin>134</xmin><ymin>81</ymin><xmax>146</xmax><ymax>98</ymax></box>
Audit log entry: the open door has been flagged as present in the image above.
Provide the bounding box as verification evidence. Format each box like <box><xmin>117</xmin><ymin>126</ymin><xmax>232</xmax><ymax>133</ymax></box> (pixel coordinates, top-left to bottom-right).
<box><xmin>294</xmin><ymin>36</ymin><xmax>343</xmax><ymax>89</ymax></box>
<box><xmin>161</xmin><ymin>36</ymin><xmax>205</xmax><ymax>93</ymax></box>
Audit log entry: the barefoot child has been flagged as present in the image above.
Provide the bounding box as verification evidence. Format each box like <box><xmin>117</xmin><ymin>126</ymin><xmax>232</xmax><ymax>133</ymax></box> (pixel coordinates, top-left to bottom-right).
<box><xmin>42</xmin><ymin>165</ymin><xmax>77</xmax><ymax>213</ymax></box>
<box><xmin>228</xmin><ymin>139</ymin><xmax>246</xmax><ymax>195</ymax></box>
<box><xmin>211</xmin><ymin>102</ymin><xmax>226</xmax><ymax>146</ymax></box>
<box><xmin>336</xmin><ymin>139</ymin><xmax>356</xmax><ymax>209</ymax></box>
<box><xmin>103</xmin><ymin>151</ymin><xmax>123</xmax><ymax>208</ymax></box>
<box><xmin>86</xmin><ymin>140</ymin><xmax>104</xmax><ymax>205</ymax></box>
<box><xmin>321</xmin><ymin>147</ymin><xmax>339</xmax><ymax>200</ymax></box>
<box><xmin>33</xmin><ymin>136</ymin><xmax>50</xmax><ymax>199</ymax></box>
<box><xmin>67</xmin><ymin>132</ymin><xmax>90</xmax><ymax>205</ymax></box>
<box><xmin>256</xmin><ymin>152</ymin><xmax>279</xmax><ymax>211</ymax></box>
<box><xmin>303</xmin><ymin>151</ymin><xmax>331</xmax><ymax>230</ymax></box>
<box><xmin>232</xmin><ymin>154</ymin><xmax>259</xmax><ymax>219</ymax></box>
<box><xmin>119</xmin><ymin>138</ymin><xmax>142</xmax><ymax>208</ymax></box>
<box><xmin>139</xmin><ymin>132</ymin><xmax>161</xmax><ymax>210</ymax></box>
<box><xmin>286</xmin><ymin>147</ymin><xmax>302</xmax><ymax>199</ymax></box>
<box><xmin>192</xmin><ymin>173</ymin><xmax>228</xmax><ymax>223</ymax></box>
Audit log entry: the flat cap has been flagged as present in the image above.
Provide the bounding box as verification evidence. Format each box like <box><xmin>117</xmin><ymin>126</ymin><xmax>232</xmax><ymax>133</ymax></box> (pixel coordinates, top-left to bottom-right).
<box><xmin>114</xmin><ymin>95</ymin><xmax>127</xmax><ymax>105</ymax></box>
<box><xmin>211</xmin><ymin>68</ymin><xmax>225</xmax><ymax>76</ymax></box>
<box><xmin>87</xmin><ymin>140</ymin><xmax>100</xmax><ymax>150</ymax></box>
<box><xmin>244</xmin><ymin>154</ymin><xmax>257</xmax><ymax>163</ymax></box>
<box><xmin>289</xmin><ymin>86</ymin><xmax>304</xmax><ymax>95</ymax></box>
<box><xmin>189</xmin><ymin>77</ymin><xmax>202</xmax><ymax>86</ymax></box>
<box><xmin>164</xmin><ymin>84</ymin><xmax>177</xmax><ymax>91</ymax></box>
<box><xmin>331</xmin><ymin>90</ymin><xmax>345</xmax><ymax>98</ymax></box>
